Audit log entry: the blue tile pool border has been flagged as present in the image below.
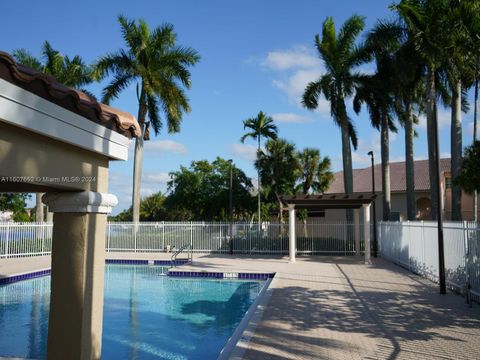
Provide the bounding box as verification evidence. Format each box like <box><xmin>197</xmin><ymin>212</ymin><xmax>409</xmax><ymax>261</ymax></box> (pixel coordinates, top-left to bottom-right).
<box><xmin>1</xmin><ymin>259</ymin><xmax>275</xmax><ymax>284</ymax></box>
<box><xmin>168</xmin><ymin>271</ymin><xmax>275</xmax><ymax>280</ymax></box>
<box><xmin>105</xmin><ymin>259</ymin><xmax>149</xmax><ymax>265</ymax></box>
<box><xmin>0</xmin><ymin>269</ymin><xmax>51</xmax><ymax>285</ymax></box>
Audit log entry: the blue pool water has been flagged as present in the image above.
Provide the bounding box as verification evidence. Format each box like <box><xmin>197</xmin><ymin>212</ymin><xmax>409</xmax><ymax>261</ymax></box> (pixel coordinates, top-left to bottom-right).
<box><xmin>0</xmin><ymin>265</ymin><xmax>265</xmax><ymax>359</ymax></box>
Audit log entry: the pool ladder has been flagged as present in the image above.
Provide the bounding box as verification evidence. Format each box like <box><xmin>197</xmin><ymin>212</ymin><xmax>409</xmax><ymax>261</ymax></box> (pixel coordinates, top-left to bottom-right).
<box><xmin>170</xmin><ymin>244</ymin><xmax>193</xmax><ymax>268</ymax></box>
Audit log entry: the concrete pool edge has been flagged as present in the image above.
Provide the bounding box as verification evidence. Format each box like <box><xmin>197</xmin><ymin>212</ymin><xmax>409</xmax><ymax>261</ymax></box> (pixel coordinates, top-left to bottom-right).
<box><xmin>217</xmin><ymin>274</ymin><xmax>277</xmax><ymax>360</ymax></box>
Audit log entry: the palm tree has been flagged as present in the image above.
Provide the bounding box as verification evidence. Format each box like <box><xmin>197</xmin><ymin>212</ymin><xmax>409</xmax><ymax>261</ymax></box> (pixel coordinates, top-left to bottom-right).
<box><xmin>296</xmin><ymin>148</ymin><xmax>333</xmax><ymax>195</ymax></box>
<box><xmin>95</xmin><ymin>16</ymin><xmax>200</xmax><ymax>223</ymax></box>
<box><xmin>302</xmin><ymin>15</ymin><xmax>368</xmax><ymax>223</ymax></box>
<box><xmin>364</xmin><ymin>20</ymin><xmax>425</xmax><ymax>220</ymax></box>
<box><xmin>256</xmin><ymin>139</ymin><xmax>299</xmax><ymax>226</ymax></box>
<box><xmin>460</xmin><ymin>0</ymin><xmax>480</xmax><ymax>221</ymax></box>
<box><xmin>394</xmin><ymin>40</ymin><xmax>425</xmax><ymax>220</ymax></box>
<box><xmin>354</xmin><ymin>69</ymin><xmax>397</xmax><ymax>221</ymax></box>
<box><xmin>296</xmin><ymin>148</ymin><xmax>333</xmax><ymax>237</ymax></box>
<box><xmin>240</xmin><ymin>111</ymin><xmax>278</xmax><ymax>226</ymax></box>
<box><xmin>13</xmin><ymin>41</ymin><xmax>94</xmax><ymax>223</ymax></box>
<box><xmin>394</xmin><ymin>0</ymin><xmax>452</xmax><ymax>220</ymax></box>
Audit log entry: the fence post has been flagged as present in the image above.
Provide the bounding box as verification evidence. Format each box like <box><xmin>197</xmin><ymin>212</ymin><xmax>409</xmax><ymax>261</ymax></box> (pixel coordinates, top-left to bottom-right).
<box><xmin>162</xmin><ymin>221</ymin><xmax>165</xmax><ymax>252</ymax></box>
<box><xmin>5</xmin><ymin>222</ymin><xmax>10</xmax><ymax>258</ymax></box>
<box><xmin>190</xmin><ymin>221</ymin><xmax>193</xmax><ymax>251</ymax></box>
<box><xmin>463</xmin><ymin>220</ymin><xmax>472</xmax><ymax>305</ymax></box>
<box><xmin>134</xmin><ymin>223</ymin><xmax>137</xmax><ymax>253</ymax></box>
<box><xmin>41</xmin><ymin>223</ymin><xmax>45</xmax><ymax>255</ymax></box>
<box><xmin>107</xmin><ymin>223</ymin><xmax>111</xmax><ymax>253</ymax></box>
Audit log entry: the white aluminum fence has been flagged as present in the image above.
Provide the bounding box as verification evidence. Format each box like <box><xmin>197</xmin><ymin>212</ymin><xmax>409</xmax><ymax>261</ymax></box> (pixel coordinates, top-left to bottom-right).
<box><xmin>107</xmin><ymin>221</ymin><xmax>363</xmax><ymax>255</ymax></box>
<box><xmin>1</xmin><ymin>221</ymin><xmax>363</xmax><ymax>258</ymax></box>
<box><xmin>0</xmin><ymin>222</ymin><xmax>52</xmax><ymax>258</ymax></box>
<box><xmin>379</xmin><ymin>221</ymin><xmax>480</xmax><ymax>302</ymax></box>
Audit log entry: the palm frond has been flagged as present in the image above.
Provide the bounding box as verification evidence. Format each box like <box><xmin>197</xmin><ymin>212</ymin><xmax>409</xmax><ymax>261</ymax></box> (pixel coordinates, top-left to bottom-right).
<box><xmin>101</xmin><ymin>73</ymin><xmax>134</xmax><ymax>104</ymax></box>
<box><xmin>302</xmin><ymin>80</ymin><xmax>322</xmax><ymax>109</ymax></box>
<box><xmin>12</xmin><ymin>49</ymin><xmax>42</xmax><ymax>71</ymax></box>
<box><xmin>146</xmin><ymin>92</ymin><xmax>162</xmax><ymax>135</ymax></box>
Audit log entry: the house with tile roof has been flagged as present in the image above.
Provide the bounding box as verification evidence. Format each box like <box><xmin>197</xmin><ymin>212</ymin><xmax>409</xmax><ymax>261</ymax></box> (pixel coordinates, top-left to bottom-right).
<box><xmin>325</xmin><ymin>158</ymin><xmax>480</xmax><ymax>221</ymax></box>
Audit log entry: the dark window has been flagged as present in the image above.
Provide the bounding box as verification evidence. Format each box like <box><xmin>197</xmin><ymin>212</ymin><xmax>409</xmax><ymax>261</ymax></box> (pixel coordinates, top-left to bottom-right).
<box><xmin>445</xmin><ymin>177</ymin><xmax>452</xmax><ymax>189</ymax></box>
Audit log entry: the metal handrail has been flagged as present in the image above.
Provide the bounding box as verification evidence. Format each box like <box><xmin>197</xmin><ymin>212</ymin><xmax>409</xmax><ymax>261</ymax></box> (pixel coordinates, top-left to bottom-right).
<box><xmin>170</xmin><ymin>243</ymin><xmax>192</xmax><ymax>268</ymax></box>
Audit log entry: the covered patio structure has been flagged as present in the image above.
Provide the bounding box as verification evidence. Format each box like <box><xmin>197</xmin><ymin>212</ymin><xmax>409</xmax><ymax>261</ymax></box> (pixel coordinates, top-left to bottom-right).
<box><xmin>280</xmin><ymin>193</ymin><xmax>376</xmax><ymax>264</ymax></box>
<box><xmin>0</xmin><ymin>51</ymin><xmax>140</xmax><ymax>359</ymax></box>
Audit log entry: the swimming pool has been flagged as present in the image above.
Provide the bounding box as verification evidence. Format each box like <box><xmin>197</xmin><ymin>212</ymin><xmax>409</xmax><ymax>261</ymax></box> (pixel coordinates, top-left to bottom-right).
<box><xmin>0</xmin><ymin>265</ymin><xmax>266</xmax><ymax>359</ymax></box>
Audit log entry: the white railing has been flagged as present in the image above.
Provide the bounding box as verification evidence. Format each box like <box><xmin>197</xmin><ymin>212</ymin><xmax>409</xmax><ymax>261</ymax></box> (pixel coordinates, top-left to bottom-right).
<box><xmin>107</xmin><ymin>221</ymin><xmax>363</xmax><ymax>255</ymax></box>
<box><xmin>0</xmin><ymin>221</ymin><xmax>363</xmax><ymax>258</ymax></box>
<box><xmin>379</xmin><ymin>221</ymin><xmax>480</xmax><ymax>303</ymax></box>
<box><xmin>0</xmin><ymin>222</ymin><xmax>52</xmax><ymax>258</ymax></box>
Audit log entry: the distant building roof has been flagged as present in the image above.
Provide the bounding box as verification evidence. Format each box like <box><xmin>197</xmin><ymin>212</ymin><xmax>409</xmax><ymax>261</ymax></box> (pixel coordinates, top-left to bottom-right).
<box><xmin>0</xmin><ymin>51</ymin><xmax>141</xmax><ymax>139</ymax></box>
<box><xmin>326</xmin><ymin>158</ymin><xmax>451</xmax><ymax>193</ymax></box>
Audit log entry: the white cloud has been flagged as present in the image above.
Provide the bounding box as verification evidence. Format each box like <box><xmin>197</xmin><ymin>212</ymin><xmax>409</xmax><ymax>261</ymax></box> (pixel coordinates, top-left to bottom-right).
<box><xmin>352</xmin><ymin>136</ymin><xmax>380</xmax><ymax>168</ymax></box>
<box><xmin>145</xmin><ymin>140</ymin><xmax>188</xmax><ymax>155</ymax></box>
<box><xmin>108</xmin><ymin>171</ymin><xmax>171</xmax><ymax>213</ymax></box>
<box><xmin>417</xmin><ymin>109</ymin><xmax>451</xmax><ymax>130</ymax></box>
<box><xmin>467</xmin><ymin>121</ymin><xmax>475</xmax><ymax>136</ymax></box>
<box><xmin>351</xmin><ymin>151</ymin><xmax>372</xmax><ymax>167</ymax></box>
<box><xmin>141</xmin><ymin>171</ymin><xmax>171</xmax><ymax>196</ymax></box>
<box><xmin>230</xmin><ymin>143</ymin><xmax>257</xmax><ymax>162</ymax></box>
<box><xmin>271</xmin><ymin>112</ymin><xmax>312</xmax><ymax>124</ymax></box>
<box><xmin>272</xmin><ymin>68</ymin><xmax>322</xmax><ymax>104</ymax></box>
<box><xmin>262</xmin><ymin>46</ymin><xmax>321</xmax><ymax>70</ymax></box>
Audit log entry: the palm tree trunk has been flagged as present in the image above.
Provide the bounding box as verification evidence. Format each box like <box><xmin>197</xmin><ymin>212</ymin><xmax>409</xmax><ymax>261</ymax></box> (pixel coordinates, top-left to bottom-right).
<box><xmin>404</xmin><ymin>101</ymin><xmax>416</xmax><ymax>220</ymax></box>
<box><xmin>35</xmin><ymin>193</ymin><xmax>44</xmax><ymax>222</ymax></box>
<box><xmin>340</xmin><ymin>120</ymin><xmax>354</xmax><ymax>196</ymax></box>
<box><xmin>257</xmin><ymin>136</ymin><xmax>261</xmax><ymax>229</ymax></box>
<box><xmin>473</xmin><ymin>77</ymin><xmax>478</xmax><ymax>222</ymax></box>
<box><xmin>278</xmin><ymin>197</ymin><xmax>284</xmax><ymax>234</ymax></box>
<box><xmin>451</xmin><ymin>80</ymin><xmax>462</xmax><ymax>220</ymax></box>
<box><xmin>132</xmin><ymin>129</ymin><xmax>144</xmax><ymax>224</ymax></box>
<box><xmin>426</xmin><ymin>68</ymin><xmax>440</xmax><ymax>220</ymax></box>
<box><xmin>381</xmin><ymin>115</ymin><xmax>391</xmax><ymax>221</ymax></box>
<box><xmin>132</xmin><ymin>88</ymin><xmax>148</xmax><ymax>224</ymax></box>
<box><xmin>340</xmin><ymin>106</ymin><xmax>354</xmax><ymax>241</ymax></box>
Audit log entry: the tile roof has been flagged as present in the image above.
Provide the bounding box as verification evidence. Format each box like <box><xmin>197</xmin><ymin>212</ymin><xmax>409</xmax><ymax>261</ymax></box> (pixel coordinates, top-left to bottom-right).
<box><xmin>0</xmin><ymin>51</ymin><xmax>141</xmax><ymax>139</ymax></box>
<box><xmin>326</xmin><ymin>158</ymin><xmax>451</xmax><ymax>193</ymax></box>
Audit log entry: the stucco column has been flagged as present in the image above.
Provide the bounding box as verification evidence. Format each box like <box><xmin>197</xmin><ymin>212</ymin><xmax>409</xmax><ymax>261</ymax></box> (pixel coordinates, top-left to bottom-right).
<box><xmin>288</xmin><ymin>204</ymin><xmax>296</xmax><ymax>263</ymax></box>
<box><xmin>43</xmin><ymin>192</ymin><xmax>117</xmax><ymax>360</ymax></box>
<box><xmin>354</xmin><ymin>208</ymin><xmax>360</xmax><ymax>256</ymax></box>
<box><xmin>363</xmin><ymin>203</ymin><xmax>371</xmax><ymax>264</ymax></box>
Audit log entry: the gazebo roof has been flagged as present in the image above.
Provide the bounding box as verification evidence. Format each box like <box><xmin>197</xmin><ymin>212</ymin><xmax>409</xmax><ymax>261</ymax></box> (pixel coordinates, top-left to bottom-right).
<box><xmin>280</xmin><ymin>193</ymin><xmax>376</xmax><ymax>210</ymax></box>
<box><xmin>0</xmin><ymin>51</ymin><xmax>141</xmax><ymax>139</ymax></box>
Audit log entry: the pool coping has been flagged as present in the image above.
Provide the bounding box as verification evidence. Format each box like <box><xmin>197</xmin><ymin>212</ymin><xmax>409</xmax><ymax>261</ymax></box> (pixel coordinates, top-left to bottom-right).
<box><xmin>217</xmin><ymin>274</ymin><xmax>277</xmax><ymax>360</ymax></box>
<box><xmin>1</xmin><ymin>259</ymin><xmax>275</xmax><ymax>284</ymax></box>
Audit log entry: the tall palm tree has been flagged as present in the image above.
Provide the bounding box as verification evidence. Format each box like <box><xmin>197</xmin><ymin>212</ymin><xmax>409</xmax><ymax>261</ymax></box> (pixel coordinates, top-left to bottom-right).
<box><xmin>365</xmin><ymin>20</ymin><xmax>425</xmax><ymax>220</ymax></box>
<box><xmin>296</xmin><ymin>148</ymin><xmax>333</xmax><ymax>195</ymax></box>
<box><xmin>394</xmin><ymin>0</ymin><xmax>452</xmax><ymax>220</ymax></box>
<box><xmin>302</xmin><ymin>15</ymin><xmax>368</xmax><ymax>223</ymax></box>
<box><xmin>95</xmin><ymin>16</ymin><xmax>200</xmax><ymax>223</ymax></box>
<box><xmin>354</xmin><ymin>67</ymin><xmax>397</xmax><ymax>220</ymax></box>
<box><xmin>240</xmin><ymin>111</ymin><xmax>278</xmax><ymax>226</ymax></box>
<box><xmin>256</xmin><ymin>139</ymin><xmax>299</xmax><ymax>225</ymax></box>
<box><xmin>13</xmin><ymin>41</ymin><xmax>94</xmax><ymax>223</ymax></box>
<box><xmin>460</xmin><ymin>0</ymin><xmax>480</xmax><ymax>221</ymax></box>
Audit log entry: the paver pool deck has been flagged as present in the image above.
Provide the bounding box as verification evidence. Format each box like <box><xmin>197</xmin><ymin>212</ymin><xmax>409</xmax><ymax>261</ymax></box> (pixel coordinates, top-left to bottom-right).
<box><xmin>1</xmin><ymin>253</ymin><xmax>480</xmax><ymax>359</ymax></box>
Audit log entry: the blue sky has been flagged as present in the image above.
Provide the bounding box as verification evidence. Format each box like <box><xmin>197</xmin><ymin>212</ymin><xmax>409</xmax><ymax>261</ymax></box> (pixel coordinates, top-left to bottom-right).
<box><xmin>1</xmin><ymin>0</ymin><xmax>476</xmax><ymax>214</ymax></box>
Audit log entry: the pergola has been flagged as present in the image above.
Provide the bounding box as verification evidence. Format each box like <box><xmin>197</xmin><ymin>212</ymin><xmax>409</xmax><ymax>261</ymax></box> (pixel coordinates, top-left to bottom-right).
<box><xmin>0</xmin><ymin>52</ymin><xmax>140</xmax><ymax>359</ymax></box>
<box><xmin>280</xmin><ymin>193</ymin><xmax>376</xmax><ymax>264</ymax></box>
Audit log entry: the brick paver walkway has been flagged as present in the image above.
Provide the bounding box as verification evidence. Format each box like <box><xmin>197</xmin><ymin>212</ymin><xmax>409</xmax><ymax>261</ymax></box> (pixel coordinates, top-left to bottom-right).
<box><xmin>1</xmin><ymin>254</ymin><xmax>479</xmax><ymax>359</ymax></box>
